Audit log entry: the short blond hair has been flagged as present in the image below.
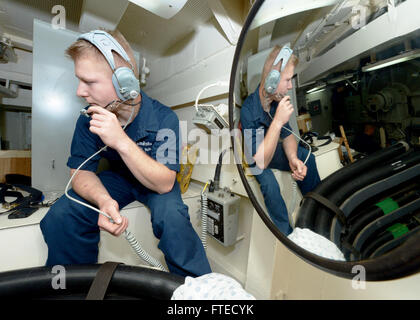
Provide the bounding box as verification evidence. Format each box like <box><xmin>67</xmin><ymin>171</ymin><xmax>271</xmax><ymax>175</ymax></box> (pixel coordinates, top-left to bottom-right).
<box><xmin>66</xmin><ymin>29</ymin><xmax>139</xmax><ymax>78</ymax></box>
<box><xmin>260</xmin><ymin>45</ymin><xmax>298</xmax><ymax>87</ymax></box>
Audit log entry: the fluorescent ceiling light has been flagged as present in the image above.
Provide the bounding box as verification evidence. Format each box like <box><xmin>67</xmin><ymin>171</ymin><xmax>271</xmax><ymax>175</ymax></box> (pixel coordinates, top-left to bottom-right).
<box><xmin>129</xmin><ymin>0</ymin><xmax>188</xmax><ymax>19</ymax></box>
<box><xmin>362</xmin><ymin>49</ymin><xmax>420</xmax><ymax>72</ymax></box>
<box><xmin>327</xmin><ymin>73</ymin><xmax>354</xmax><ymax>84</ymax></box>
<box><xmin>306</xmin><ymin>83</ymin><xmax>326</xmax><ymax>93</ymax></box>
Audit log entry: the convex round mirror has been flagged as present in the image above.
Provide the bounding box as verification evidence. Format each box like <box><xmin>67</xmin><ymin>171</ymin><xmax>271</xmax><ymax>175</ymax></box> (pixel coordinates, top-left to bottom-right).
<box><xmin>229</xmin><ymin>0</ymin><xmax>420</xmax><ymax>280</ymax></box>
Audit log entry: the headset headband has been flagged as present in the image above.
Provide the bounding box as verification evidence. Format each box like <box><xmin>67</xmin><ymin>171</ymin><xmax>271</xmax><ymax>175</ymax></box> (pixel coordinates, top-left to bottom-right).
<box><xmin>263</xmin><ymin>45</ymin><xmax>294</xmax><ymax>95</ymax></box>
<box><xmin>78</xmin><ymin>30</ymin><xmax>133</xmax><ymax>71</ymax></box>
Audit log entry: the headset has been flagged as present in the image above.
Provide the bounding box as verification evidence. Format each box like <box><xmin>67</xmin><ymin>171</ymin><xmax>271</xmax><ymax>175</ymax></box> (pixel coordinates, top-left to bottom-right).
<box><xmin>264</xmin><ymin>45</ymin><xmax>293</xmax><ymax>95</ymax></box>
<box><xmin>78</xmin><ymin>30</ymin><xmax>140</xmax><ymax>101</ymax></box>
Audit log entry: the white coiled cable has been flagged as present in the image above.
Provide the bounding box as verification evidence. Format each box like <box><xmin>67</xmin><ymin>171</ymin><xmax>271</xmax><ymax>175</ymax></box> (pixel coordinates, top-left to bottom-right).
<box><xmin>200</xmin><ymin>180</ymin><xmax>211</xmax><ymax>250</ymax></box>
<box><xmin>124</xmin><ymin>230</ymin><xmax>166</xmax><ymax>271</ymax></box>
<box><xmin>281</xmin><ymin>125</ymin><xmax>311</xmax><ymax>228</ymax></box>
<box><xmin>65</xmin><ymin>104</ymin><xmax>167</xmax><ymax>271</ymax></box>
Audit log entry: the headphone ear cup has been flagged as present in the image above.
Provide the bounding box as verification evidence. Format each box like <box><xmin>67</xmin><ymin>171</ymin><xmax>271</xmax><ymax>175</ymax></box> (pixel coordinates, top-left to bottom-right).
<box><xmin>112</xmin><ymin>67</ymin><xmax>140</xmax><ymax>100</ymax></box>
<box><xmin>264</xmin><ymin>70</ymin><xmax>281</xmax><ymax>95</ymax></box>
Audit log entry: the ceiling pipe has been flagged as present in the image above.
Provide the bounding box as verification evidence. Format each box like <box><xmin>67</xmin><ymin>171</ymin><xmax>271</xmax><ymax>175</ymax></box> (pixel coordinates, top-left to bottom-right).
<box><xmin>0</xmin><ymin>83</ymin><xmax>18</xmax><ymax>98</ymax></box>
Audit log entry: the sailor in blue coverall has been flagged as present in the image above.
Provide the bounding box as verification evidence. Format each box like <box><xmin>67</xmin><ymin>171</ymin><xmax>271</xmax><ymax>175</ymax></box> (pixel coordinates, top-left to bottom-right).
<box><xmin>240</xmin><ymin>47</ymin><xmax>320</xmax><ymax>236</ymax></box>
<box><xmin>40</xmin><ymin>30</ymin><xmax>211</xmax><ymax>277</ymax></box>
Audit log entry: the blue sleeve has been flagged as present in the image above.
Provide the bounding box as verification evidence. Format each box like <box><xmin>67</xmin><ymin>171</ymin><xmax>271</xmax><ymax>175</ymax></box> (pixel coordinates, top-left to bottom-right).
<box><xmin>66</xmin><ymin>115</ymin><xmax>103</xmax><ymax>172</ymax></box>
<box><xmin>280</xmin><ymin>122</ymin><xmax>293</xmax><ymax>139</ymax></box>
<box><xmin>152</xmin><ymin>111</ymin><xmax>181</xmax><ymax>173</ymax></box>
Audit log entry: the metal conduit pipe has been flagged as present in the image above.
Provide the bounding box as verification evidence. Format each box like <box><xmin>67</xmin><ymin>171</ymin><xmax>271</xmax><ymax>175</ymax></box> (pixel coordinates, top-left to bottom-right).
<box><xmin>0</xmin><ymin>83</ymin><xmax>18</xmax><ymax>98</ymax></box>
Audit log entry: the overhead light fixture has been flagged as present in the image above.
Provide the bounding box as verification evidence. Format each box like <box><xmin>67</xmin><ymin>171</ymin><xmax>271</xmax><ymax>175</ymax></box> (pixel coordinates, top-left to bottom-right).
<box><xmin>306</xmin><ymin>83</ymin><xmax>326</xmax><ymax>94</ymax></box>
<box><xmin>327</xmin><ymin>73</ymin><xmax>354</xmax><ymax>84</ymax></box>
<box><xmin>128</xmin><ymin>0</ymin><xmax>188</xmax><ymax>19</ymax></box>
<box><xmin>362</xmin><ymin>49</ymin><xmax>420</xmax><ymax>72</ymax></box>
<box><xmin>299</xmin><ymin>80</ymin><xmax>316</xmax><ymax>88</ymax></box>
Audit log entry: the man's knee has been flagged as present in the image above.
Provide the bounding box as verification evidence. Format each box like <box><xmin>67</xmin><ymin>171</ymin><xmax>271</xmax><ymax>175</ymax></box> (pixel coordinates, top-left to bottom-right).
<box><xmin>40</xmin><ymin>198</ymin><xmax>66</xmax><ymax>237</ymax></box>
<box><xmin>152</xmin><ymin>196</ymin><xmax>189</xmax><ymax>222</ymax></box>
<box><xmin>40</xmin><ymin>190</ymin><xmax>98</xmax><ymax>238</ymax></box>
<box><xmin>148</xmin><ymin>192</ymin><xmax>189</xmax><ymax>232</ymax></box>
<box><xmin>256</xmin><ymin>169</ymin><xmax>280</xmax><ymax>193</ymax></box>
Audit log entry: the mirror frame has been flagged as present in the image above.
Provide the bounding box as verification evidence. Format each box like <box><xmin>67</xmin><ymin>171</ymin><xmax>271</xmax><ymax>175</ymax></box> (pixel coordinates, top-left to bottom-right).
<box><xmin>228</xmin><ymin>0</ymin><xmax>420</xmax><ymax>281</ymax></box>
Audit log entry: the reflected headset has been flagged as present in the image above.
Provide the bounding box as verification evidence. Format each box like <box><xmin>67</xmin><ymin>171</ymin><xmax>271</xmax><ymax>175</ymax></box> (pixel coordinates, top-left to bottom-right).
<box><xmin>78</xmin><ymin>30</ymin><xmax>140</xmax><ymax>101</ymax></box>
<box><xmin>264</xmin><ymin>45</ymin><xmax>293</xmax><ymax>95</ymax></box>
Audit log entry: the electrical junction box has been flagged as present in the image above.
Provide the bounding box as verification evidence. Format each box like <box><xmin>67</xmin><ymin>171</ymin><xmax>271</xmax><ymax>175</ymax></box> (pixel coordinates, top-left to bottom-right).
<box><xmin>192</xmin><ymin>104</ymin><xmax>229</xmax><ymax>134</ymax></box>
<box><xmin>206</xmin><ymin>189</ymin><xmax>240</xmax><ymax>247</ymax></box>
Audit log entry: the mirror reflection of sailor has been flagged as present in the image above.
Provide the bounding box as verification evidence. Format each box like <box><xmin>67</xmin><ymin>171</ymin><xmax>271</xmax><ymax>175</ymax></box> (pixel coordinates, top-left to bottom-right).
<box><xmin>240</xmin><ymin>45</ymin><xmax>321</xmax><ymax>235</ymax></box>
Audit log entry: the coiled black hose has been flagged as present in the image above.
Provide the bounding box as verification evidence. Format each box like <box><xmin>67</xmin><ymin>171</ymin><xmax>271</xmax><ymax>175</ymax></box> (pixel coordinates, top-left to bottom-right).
<box><xmin>345</xmin><ymin>181</ymin><xmax>419</xmax><ymax>226</ymax></box>
<box><xmin>369</xmin><ymin>225</ymin><xmax>420</xmax><ymax>259</ymax></box>
<box><xmin>344</xmin><ymin>187</ymin><xmax>420</xmax><ymax>249</ymax></box>
<box><xmin>314</xmin><ymin>150</ymin><xmax>420</xmax><ymax>238</ymax></box>
<box><xmin>295</xmin><ymin>142</ymin><xmax>408</xmax><ymax>230</ymax></box>
<box><xmin>361</xmin><ymin>214</ymin><xmax>420</xmax><ymax>259</ymax></box>
<box><xmin>0</xmin><ymin>264</ymin><xmax>184</xmax><ymax>299</ymax></box>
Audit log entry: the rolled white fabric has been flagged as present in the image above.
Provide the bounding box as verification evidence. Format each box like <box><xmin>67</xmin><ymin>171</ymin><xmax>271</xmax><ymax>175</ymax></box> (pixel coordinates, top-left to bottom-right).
<box><xmin>288</xmin><ymin>227</ymin><xmax>346</xmax><ymax>261</ymax></box>
<box><xmin>171</xmin><ymin>273</ymin><xmax>256</xmax><ymax>300</ymax></box>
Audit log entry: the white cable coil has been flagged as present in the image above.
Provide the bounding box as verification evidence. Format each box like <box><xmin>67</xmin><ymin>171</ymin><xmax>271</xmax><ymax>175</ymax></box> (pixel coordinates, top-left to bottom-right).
<box><xmin>124</xmin><ymin>230</ymin><xmax>166</xmax><ymax>271</ymax></box>
<box><xmin>200</xmin><ymin>191</ymin><xmax>208</xmax><ymax>250</ymax></box>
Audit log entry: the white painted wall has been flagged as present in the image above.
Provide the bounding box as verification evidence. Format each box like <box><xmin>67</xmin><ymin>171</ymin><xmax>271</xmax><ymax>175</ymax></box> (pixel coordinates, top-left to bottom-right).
<box><xmin>144</xmin><ymin>17</ymin><xmax>234</xmax><ymax>107</ymax></box>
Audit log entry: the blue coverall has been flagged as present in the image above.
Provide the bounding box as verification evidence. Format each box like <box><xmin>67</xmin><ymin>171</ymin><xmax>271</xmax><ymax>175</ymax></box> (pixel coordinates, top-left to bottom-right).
<box><xmin>40</xmin><ymin>92</ymin><xmax>212</xmax><ymax>277</ymax></box>
<box><xmin>240</xmin><ymin>85</ymin><xmax>321</xmax><ymax>235</ymax></box>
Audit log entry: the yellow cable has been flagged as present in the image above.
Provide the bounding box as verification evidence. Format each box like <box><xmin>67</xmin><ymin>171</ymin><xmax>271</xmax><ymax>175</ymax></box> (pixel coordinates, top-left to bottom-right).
<box><xmin>202</xmin><ymin>181</ymin><xmax>209</xmax><ymax>194</ymax></box>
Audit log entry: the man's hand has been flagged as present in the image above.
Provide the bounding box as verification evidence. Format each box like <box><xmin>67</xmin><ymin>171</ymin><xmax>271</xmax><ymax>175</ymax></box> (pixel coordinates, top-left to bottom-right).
<box><xmin>87</xmin><ymin>106</ymin><xmax>127</xmax><ymax>150</ymax></box>
<box><xmin>97</xmin><ymin>198</ymin><xmax>128</xmax><ymax>236</ymax></box>
<box><xmin>273</xmin><ymin>95</ymin><xmax>294</xmax><ymax>127</ymax></box>
<box><xmin>289</xmin><ymin>157</ymin><xmax>307</xmax><ymax>181</ymax></box>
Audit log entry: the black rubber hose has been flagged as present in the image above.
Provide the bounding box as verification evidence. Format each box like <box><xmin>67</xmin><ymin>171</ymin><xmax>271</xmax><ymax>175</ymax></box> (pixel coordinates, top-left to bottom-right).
<box><xmin>314</xmin><ymin>150</ymin><xmax>420</xmax><ymax>239</ymax></box>
<box><xmin>0</xmin><ymin>264</ymin><xmax>184</xmax><ymax>299</ymax></box>
<box><xmin>213</xmin><ymin>149</ymin><xmax>227</xmax><ymax>191</ymax></box>
<box><xmin>362</xmin><ymin>218</ymin><xmax>419</xmax><ymax>259</ymax></box>
<box><xmin>362</xmin><ymin>232</ymin><xmax>395</xmax><ymax>259</ymax></box>
<box><xmin>345</xmin><ymin>188</ymin><xmax>420</xmax><ymax>247</ymax></box>
<box><xmin>345</xmin><ymin>181</ymin><xmax>419</xmax><ymax>225</ymax></box>
<box><xmin>369</xmin><ymin>225</ymin><xmax>420</xmax><ymax>259</ymax></box>
<box><xmin>295</xmin><ymin>142</ymin><xmax>408</xmax><ymax>230</ymax></box>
